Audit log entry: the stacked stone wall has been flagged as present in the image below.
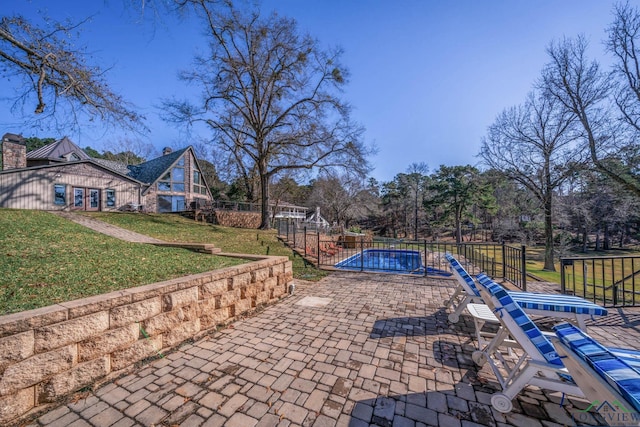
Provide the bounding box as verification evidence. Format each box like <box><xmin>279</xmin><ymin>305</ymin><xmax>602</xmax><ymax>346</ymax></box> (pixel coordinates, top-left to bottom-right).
<box><xmin>212</xmin><ymin>210</ymin><xmax>262</xmax><ymax>229</ymax></box>
<box><xmin>0</xmin><ymin>256</ymin><xmax>292</xmax><ymax>424</ymax></box>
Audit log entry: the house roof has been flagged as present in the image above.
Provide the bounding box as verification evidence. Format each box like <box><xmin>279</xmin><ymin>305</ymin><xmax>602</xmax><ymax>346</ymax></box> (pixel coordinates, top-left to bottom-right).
<box><xmin>26</xmin><ymin>137</ymin><xmax>91</xmax><ymax>161</ymax></box>
<box><xmin>0</xmin><ymin>159</ymin><xmax>144</xmax><ymax>185</ymax></box>
<box><xmin>127</xmin><ymin>147</ymin><xmax>189</xmax><ymax>185</ymax></box>
<box><xmin>91</xmin><ymin>158</ymin><xmax>131</xmax><ymax>175</ymax></box>
<box><xmin>272</xmin><ymin>202</ymin><xmax>308</xmax><ymax>210</ymax></box>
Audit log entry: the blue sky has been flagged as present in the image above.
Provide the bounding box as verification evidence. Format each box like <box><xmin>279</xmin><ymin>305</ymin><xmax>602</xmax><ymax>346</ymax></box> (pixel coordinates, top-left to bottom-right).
<box><xmin>1</xmin><ymin>0</ymin><xmax>620</xmax><ymax>183</ymax></box>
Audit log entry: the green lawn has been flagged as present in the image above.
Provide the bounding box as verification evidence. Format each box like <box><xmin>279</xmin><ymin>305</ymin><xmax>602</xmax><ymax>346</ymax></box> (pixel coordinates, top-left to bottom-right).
<box><xmin>0</xmin><ymin>210</ymin><xmax>324</xmax><ymax>315</ymax></box>
<box><xmin>82</xmin><ymin>212</ymin><xmax>328</xmax><ymax>281</ymax></box>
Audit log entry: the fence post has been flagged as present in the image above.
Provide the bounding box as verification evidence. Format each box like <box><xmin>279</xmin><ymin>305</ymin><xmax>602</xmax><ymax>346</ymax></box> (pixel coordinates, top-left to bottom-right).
<box><xmin>501</xmin><ymin>243</ymin><xmax>506</xmax><ymax>281</ymax></box>
<box><xmin>304</xmin><ymin>227</ymin><xmax>307</xmax><ymax>257</ymax></box>
<box><xmin>560</xmin><ymin>258</ymin><xmax>566</xmax><ymax>295</ymax></box>
<box><xmin>360</xmin><ymin>236</ymin><xmax>364</xmax><ymax>272</ymax></box>
<box><xmin>293</xmin><ymin>223</ymin><xmax>297</xmax><ymax>251</ymax></box>
<box><xmin>521</xmin><ymin>245</ymin><xmax>527</xmax><ymax>291</ymax></box>
<box><xmin>317</xmin><ymin>231</ymin><xmax>320</xmax><ymax>265</ymax></box>
<box><xmin>424</xmin><ymin>240</ymin><xmax>428</xmax><ymax>277</ymax></box>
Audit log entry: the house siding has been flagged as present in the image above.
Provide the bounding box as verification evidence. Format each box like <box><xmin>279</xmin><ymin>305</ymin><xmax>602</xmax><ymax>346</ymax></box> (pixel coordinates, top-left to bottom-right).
<box><xmin>0</xmin><ymin>164</ymin><xmax>141</xmax><ymax>211</ymax></box>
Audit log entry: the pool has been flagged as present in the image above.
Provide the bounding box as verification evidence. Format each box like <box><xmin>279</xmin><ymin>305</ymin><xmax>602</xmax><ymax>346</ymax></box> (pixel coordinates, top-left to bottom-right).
<box><xmin>334</xmin><ymin>249</ymin><xmax>451</xmax><ymax>276</ymax></box>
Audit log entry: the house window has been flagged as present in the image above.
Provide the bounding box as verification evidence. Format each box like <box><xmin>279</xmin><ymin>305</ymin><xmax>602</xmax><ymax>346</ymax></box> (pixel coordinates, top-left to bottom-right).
<box><xmin>172</xmin><ymin>166</ymin><xmax>185</xmax><ymax>191</ymax></box>
<box><xmin>106</xmin><ymin>189</ymin><xmax>116</xmax><ymax>207</ymax></box>
<box><xmin>157</xmin><ymin>195</ymin><xmax>185</xmax><ymax>213</ymax></box>
<box><xmin>157</xmin><ymin>157</ymin><xmax>185</xmax><ymax>192</ymax></box>
<box><xmin>54</xmin><ymin>184</ymin><xmax>66</xmax><ymax>205</ymax></box>
<box><xmin>193</xmin><ymin>170</ymin><xmax>207</xmax><ymax>195</ymax></box>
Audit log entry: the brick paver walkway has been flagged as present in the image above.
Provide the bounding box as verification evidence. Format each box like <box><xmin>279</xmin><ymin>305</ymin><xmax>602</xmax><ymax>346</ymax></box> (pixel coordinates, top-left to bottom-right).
<box><xmin>51</xmin><ymin>212</ymin><xmax>165</xmax><ymax>244</ymax></box>
<box><xmin>25</xmin><ymin>272</ymin><xmax>640</xmax><ymax>427</ymax></box>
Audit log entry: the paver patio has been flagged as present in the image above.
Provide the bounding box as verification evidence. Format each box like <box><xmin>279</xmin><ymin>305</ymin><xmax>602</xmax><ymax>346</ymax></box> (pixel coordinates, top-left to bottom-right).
<box><xmin>26</xmin><ymin>271</ymin><xmax>640</xmax><ymax>427</ymax></box>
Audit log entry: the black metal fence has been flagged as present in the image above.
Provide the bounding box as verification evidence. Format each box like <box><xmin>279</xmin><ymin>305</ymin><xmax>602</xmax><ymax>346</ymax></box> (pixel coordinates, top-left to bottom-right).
<box><xmin>277</xmin><ymin>222</ymin><xmax>527</xmax><ymax>289</ymax></box>
<box><xmin>560</xmin><ymin>255</ymin><xmax>640</xmax><ymax>307</ymax></box>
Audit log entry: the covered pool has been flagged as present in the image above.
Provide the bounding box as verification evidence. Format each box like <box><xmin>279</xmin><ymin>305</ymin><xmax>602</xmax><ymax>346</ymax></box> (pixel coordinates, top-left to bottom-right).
<box><xmin>334</xmin><ymin>249</ymin><xmax>451</xmax><ymax>276</ymax></box>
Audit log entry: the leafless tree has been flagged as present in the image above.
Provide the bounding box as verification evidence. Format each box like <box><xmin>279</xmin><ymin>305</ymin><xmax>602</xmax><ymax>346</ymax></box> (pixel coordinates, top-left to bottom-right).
<box><xmin>608</xmin><ymin>2</ymin><xmax>640</xmax><ymax>133</ymax></box>
<box><xmin>482</xmin><ymin>91</ymin><xmax>583</xmax><ymax>270</ymax></box>
<box><xmin>164</xmin><ymin>1</ymin><xmax>373</xmax><ymax>228</ymax></box>
<box><xmin>404</xmin><ymin>162</ymin><xmax>429</xmax><ymax>240</ymax></box>
<box><xmin>306</xmin><ymin>173</ymin><xmax>374</xmax><ymax>228</ymax></box>
<box><xmin>541</xmin><ymin>34</ymin><xmax>640</xmax><ymax>197</ymax></box>
<box><xmin>0</xmin><ymin>15</ymin><xmax>145</xmax><ymax>132</ymax></box>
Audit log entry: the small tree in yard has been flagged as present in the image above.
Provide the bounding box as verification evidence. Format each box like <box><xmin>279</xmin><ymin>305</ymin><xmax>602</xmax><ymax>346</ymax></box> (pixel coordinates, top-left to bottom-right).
<box><xmin>165</xmin><ymin>1</ymin><xmax>372</xmax><ymax>229</ymax></box>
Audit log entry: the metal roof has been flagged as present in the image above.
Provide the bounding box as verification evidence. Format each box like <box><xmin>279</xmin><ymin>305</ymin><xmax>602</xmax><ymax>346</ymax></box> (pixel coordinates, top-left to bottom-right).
<box><xmin>26</xmin><ymin>137</ymin><xmax>91</xmax><ymax>161</ymax></box>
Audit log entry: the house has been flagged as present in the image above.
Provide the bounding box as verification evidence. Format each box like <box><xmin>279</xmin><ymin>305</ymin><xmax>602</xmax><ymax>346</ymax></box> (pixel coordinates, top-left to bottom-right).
<box><xmin>304</xmin><ymin>207</ymin><xmax>330</xmax><ymax>229</ymax></box>
<box><xmin>271</xmin><ymin>202</ymin><xmax>308</xmax><ymax>221</ymax></box>
<box><xmin>0</xmin><ymin>133</ymin><xmax>212</xmax><ymax>213</ymax></box>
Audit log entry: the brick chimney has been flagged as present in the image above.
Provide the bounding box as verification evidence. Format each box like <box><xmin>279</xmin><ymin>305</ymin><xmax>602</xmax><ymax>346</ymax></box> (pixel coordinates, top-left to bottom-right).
<box><xmin>1</xmin><ymin>133</ymin><xmax>27</xmax><ymax>170</ymax></box>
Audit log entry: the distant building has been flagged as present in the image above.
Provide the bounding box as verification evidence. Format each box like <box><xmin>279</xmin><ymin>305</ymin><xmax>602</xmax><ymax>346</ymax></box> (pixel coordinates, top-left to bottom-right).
<box><xmin>271</xmin><ymin>201</ymin><xmax>308</xmax><ymax>221</ymax></box>
<box><xmin>0</xmin><ymin>134</ymin><xmax>212</xmax><ymax>213</ymax></box>
<box><xmin>304</xmin><ymin>207</ymin><xmax>330</xmax><ymax>229</ymax></box>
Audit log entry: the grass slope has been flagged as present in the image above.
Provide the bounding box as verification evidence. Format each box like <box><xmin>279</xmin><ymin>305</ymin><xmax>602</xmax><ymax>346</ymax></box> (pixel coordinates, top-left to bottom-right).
<box><xmin>83</xmin><ymin>212</ymin><xmax>328</xmax><ymax>281</ymax></box>
<box><xmin>0</xmin><ymin>210</ymin><xmax>248</xmax><ymax>314</ymax></box>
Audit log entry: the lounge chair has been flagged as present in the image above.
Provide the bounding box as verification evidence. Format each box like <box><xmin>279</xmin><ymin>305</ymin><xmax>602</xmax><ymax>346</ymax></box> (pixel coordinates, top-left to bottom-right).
<box><xmin>552</xmin><ymin>323</ymin><xmax>640</xmax><ymax>424</ymax></box>
<box><xmin>444</xmin><ymin>253</ymin><xmax>489</xmax><ymax>322</ymax></box>
<box><xmin>444</xmin><ymin>253</ymin><xmax>608</xmax><ymax>329</ymax></box>
<box><xmin>476</xmin><ymin>273</ymin><xmax>607</xmax><ymax>330</ymax></box>
<box><xmin>474</xmin><ymin>276</ymin><xmax>584</xmax><ymax>413</ymax></box>
<box><xmin>474</xmin><ymin>278</ymin><xmax>638</xmax><ymax>414</ymax></box>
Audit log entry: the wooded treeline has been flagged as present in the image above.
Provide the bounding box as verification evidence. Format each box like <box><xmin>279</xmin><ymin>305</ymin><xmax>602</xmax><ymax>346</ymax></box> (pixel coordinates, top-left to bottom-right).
<box><xmin>4</xmin><ymin>1</ymin><xmax>640</xmax><ymax>271</ymax></box>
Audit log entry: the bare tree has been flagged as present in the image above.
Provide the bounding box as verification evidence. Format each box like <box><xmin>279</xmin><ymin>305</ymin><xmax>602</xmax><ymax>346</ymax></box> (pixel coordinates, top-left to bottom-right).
<box><xmin>541</xmin><ymin>35</ymin><xmax>640</xmax><ymax>198</ymax></box>
<box><xmin>608</xmin><ymin>2</ymin><xmax>640</xmax><ymax>133</ymax></box>
<box><xmin>404</xmin><ymin>162</ymin><xmax>429</xmax><ymax>240</ymax></box>
<box><xmin>164</xmin><ymin>1</ymin><xmax>372</xmax><ymax>229</ymax></box>
<box><xmin>0</xmin><ymin>15</ymin><xmax>145</xmax><ymax>132</ymax></box>
<box><xmin>306</xmin><ymin>173</ymin><xmax>374</xmax><ymax>228</ymax></box>
<box><xmin>481</xmin><ymin>91</ymin><xmax>583</xmax><ymax>270</ymax></box>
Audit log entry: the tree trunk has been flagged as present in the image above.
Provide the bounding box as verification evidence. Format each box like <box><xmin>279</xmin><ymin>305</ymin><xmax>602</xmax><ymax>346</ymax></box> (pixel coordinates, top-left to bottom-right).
<box><xmin>604</xmin><ymin>223</ymin><xmax>610</xmax><ymax>250</ymax></box>
<box><xmin>543</xmin><ymin>196</ymin><xmax>556</xmax><ymax>271</ymax></box>
<box><xmin>582</xmin><ymin>226</ymin><xmax>588</xmax><ymax>253</ymax></box>
<box><xmin>455</xmin><ymin>207</ymin><xmax>462</xmax><ymax>245</ymax></box>
<box><xmin>259</xmin><ymin>166</ymin><xmax>270</xmax><ymax>230</ymax></box>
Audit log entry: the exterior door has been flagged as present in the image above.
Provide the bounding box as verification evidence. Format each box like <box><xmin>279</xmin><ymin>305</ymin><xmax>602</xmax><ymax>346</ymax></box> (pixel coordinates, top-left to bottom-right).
<box><xmin>73</xmin><ymin>188</ymin><xmax>85</xmax><ymax>210</ymax></box>
<box><xmin>88</xmin><ymin>189</ymin><xmax>100</xmax><ymax>211</ymax></box>
<box><xmin>72</xmin><ymin>187</ymin><xmax>101</xmax><ymax>211</ymax></box>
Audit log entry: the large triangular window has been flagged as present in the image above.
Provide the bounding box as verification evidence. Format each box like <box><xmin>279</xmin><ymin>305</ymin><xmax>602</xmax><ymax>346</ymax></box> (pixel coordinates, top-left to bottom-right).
<box><xmin>158</xmin><ymin>155</ymin><xmax>185</xmax><ymax>192</ymax></box>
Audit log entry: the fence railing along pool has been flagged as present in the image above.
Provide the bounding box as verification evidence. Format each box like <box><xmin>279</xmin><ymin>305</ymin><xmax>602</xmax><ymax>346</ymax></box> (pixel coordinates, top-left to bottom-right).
<box><xmin>276</xmin><ymin>223</ymin><xmax>527</xmax><ymax>289</ymax></box>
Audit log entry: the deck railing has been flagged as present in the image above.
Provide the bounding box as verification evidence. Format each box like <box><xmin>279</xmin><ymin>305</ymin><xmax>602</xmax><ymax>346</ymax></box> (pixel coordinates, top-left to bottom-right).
<box><xmin>560</xmin><ymin>255</ymin><xmax>640</xmax><ymax>307</ymax></box>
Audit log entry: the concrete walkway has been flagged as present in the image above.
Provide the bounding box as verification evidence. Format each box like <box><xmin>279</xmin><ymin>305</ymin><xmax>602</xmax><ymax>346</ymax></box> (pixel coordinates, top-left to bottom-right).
<box><xmin>51</xmin><ymin>212</ymin><xmax>165</xmax><ymax>244</ymax></box>
<box><xmin>25</xmin><ymin>272</ymin><xmax>640</xmax><ymax>427</ymax></box>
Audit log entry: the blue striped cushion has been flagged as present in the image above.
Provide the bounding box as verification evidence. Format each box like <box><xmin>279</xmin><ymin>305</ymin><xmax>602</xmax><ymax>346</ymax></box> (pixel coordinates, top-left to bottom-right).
<box><xmin>511</xmin><ymin>293</ymin><xmax>608</xmax><ymax>316</ymax></box>
<box><xmin>476</xmin><ymin>274</ymin><xmax>563</xmax><ymax>366</ymax></box>
<box><xmin>475</xmin><ymin>273</ymin><xmax>608</xmax><ymax>317</ymax></box>
<box><xmin>445</xmin><ymin>253</ymin><xmax>481</xmax><ymax>296</ymax></box>
<box><xmin>610</xmin><ymin>347</ymin><xmax>640</xmax><ymax>371</ymax></box>
<box><xmin>554</xmin><ymin>322</ymin><xmax>640</xmax><ymax>412</ymax></box>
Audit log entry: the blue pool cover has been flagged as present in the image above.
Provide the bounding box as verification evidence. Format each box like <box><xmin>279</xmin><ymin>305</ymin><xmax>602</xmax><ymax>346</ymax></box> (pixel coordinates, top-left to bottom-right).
<box><xmin>334</xmin><ymin>249</ymin><xmax>451</xmax><ymax>276</ymax></box>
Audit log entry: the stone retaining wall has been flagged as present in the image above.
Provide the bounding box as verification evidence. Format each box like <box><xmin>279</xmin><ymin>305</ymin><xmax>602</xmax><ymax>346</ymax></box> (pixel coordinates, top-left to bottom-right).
<box><xmin>212</xmin><ymin>210</ymin><xmax>262</xmax><ymax>229</ymax></box>
<box><xmin>0</xmin><ymin>255</ymin><xmax>292</xmax><ymax>424</ymax></box>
